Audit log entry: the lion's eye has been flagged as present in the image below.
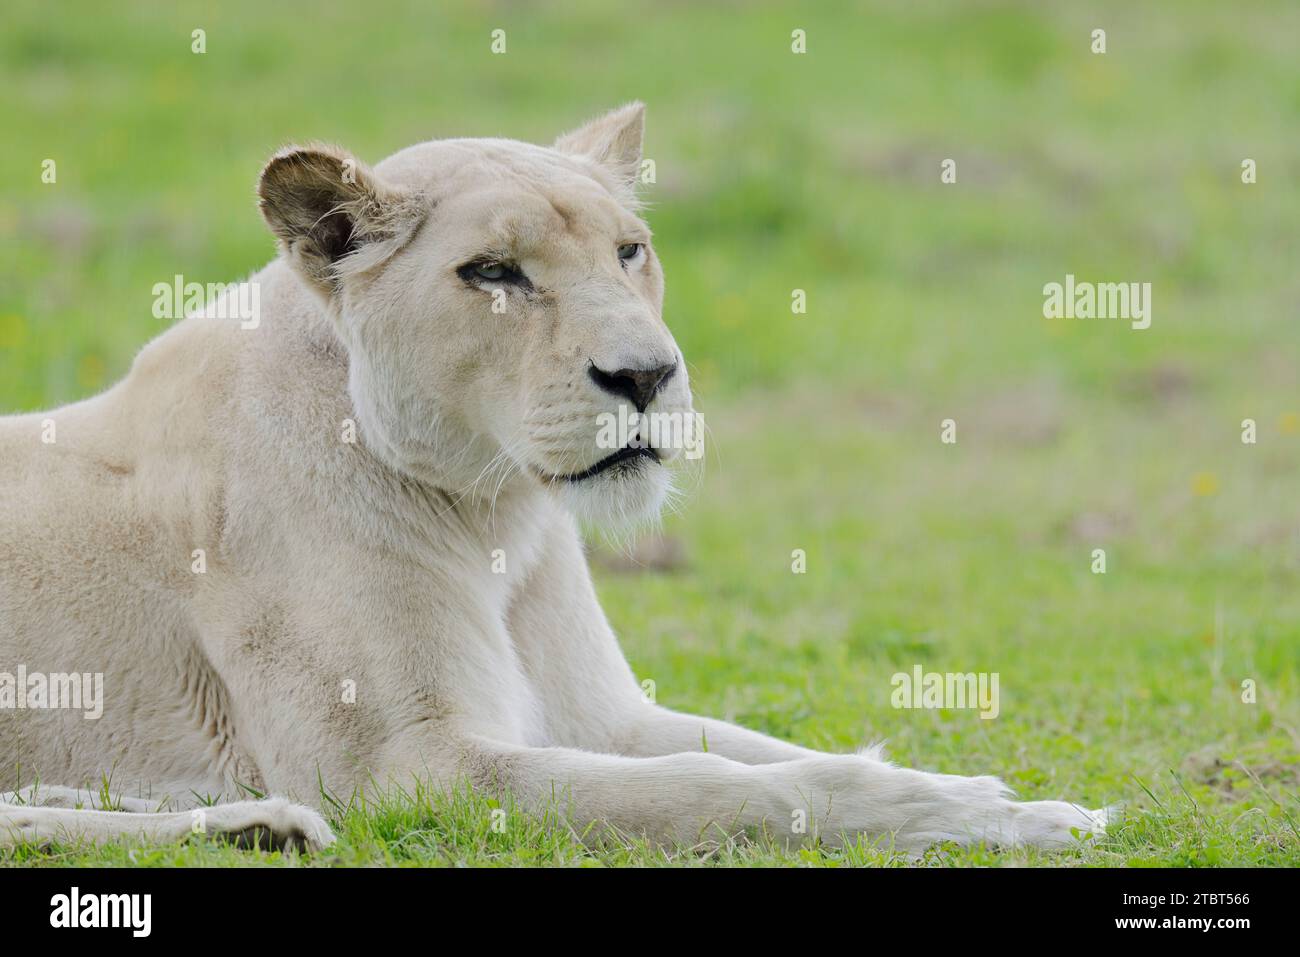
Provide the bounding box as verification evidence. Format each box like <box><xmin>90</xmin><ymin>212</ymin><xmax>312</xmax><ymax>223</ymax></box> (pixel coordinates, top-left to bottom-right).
<box><xmin>457</xmin><ymin>259</ymin><xmax>530</xmax><ymax>289</ymax></box>
<box><xmin>617</xmin><ymin>243</ymin><xmax>643</xmax><ymax>263</ymax></box>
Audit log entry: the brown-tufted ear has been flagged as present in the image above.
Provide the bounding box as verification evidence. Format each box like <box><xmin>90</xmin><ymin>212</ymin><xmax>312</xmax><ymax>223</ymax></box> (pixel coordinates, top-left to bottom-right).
<box><xmin>257</xmin><ymin>143</ymin><xmax>419</xmax><ymax>295</ymax></box>
<box><xmin>554</xmin><ymin>102</ymin><xmax>645</xmax><ymax>193</ymax></box>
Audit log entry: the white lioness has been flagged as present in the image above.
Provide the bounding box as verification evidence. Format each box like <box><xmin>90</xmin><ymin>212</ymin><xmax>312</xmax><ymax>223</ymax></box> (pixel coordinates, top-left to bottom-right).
<box><xmin>0</xmin><ymin>105</ymin><xmax>1106</xmax><ymax>854</ymax></box>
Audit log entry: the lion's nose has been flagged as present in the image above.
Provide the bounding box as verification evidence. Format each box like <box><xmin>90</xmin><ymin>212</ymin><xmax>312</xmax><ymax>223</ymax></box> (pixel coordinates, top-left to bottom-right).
<box><xmin>588</xmin><ymin>360</ymin><xmax>677</xmax><ymax>413</ymax></box>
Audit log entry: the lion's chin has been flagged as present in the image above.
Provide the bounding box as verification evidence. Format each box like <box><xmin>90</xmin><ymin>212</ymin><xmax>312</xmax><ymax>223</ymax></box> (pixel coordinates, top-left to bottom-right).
<box><xmin>548</xmin><ymin>458</ymin><xmax>671</xmax><ymax>531</ymax></box>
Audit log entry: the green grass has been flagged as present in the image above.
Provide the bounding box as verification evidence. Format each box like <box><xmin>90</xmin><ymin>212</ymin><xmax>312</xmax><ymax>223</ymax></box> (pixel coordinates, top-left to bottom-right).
<box><xmin>2</xmin><ymin>0</ymin><xmax>1297</xmax><ymax>866</ymax></box>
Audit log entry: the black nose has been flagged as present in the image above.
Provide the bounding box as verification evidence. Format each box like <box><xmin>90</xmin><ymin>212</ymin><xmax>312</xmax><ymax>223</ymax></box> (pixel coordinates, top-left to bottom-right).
<box><xmin>588</xmin><ymin>360</ymin><xmax>677</xmax><ymax>413</ymax></box>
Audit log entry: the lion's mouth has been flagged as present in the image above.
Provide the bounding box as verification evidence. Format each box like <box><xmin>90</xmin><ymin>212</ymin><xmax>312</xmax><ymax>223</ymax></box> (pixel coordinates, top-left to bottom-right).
<box><xmin>543</xmin><ymin>445</ymin><xmax>660</xmax><ymax>484</ymax></box>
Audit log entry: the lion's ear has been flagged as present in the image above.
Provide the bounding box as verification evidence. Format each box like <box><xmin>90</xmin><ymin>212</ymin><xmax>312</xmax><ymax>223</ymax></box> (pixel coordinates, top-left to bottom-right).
<box><xmin>258</xmin><ymin>143</ymin><xmax>419</xmax><ymax>295</ymax></box>
<box><xmin>554</xmin><ymin>102</ymin><xmax>645</xmax><ymax>192</ymax></box>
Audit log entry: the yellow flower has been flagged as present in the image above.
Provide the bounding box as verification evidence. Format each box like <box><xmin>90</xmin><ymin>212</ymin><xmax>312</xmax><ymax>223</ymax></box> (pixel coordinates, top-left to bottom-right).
<box><xmin>0</xmin><ymin>314</ymin><xmax>26</xmax><ymax>349</ymax></box>
<box><xmin>1191</xmin><ymin>472</ymin><xmax>1219</xmax><ymax>497</ymax></box>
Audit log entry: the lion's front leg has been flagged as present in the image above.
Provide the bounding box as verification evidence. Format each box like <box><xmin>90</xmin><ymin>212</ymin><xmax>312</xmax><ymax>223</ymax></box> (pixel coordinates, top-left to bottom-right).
<box><xmin>501</xmin><ymin>517</ymin><xmax>1108</xmax><ymax>848</ymax></box>
<box><xmin>609</xmin><ymin>704</ymin><xmax>826</xmax><ymax>763</ymax></box>
<box><xmin>455</xmin><ymin>734</ymin><xmax>1104</xmax><ymax>852</ymax></box>
<box><xmin>598</xmin><ymin>704</ymin><xmax>1108</xmax><ymax>847</ymax></box>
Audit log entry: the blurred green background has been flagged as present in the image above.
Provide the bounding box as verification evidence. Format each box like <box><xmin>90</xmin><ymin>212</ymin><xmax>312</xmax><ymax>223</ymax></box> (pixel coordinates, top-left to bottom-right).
<box><xmin>2</xmin><ymin>1</ymin><xmax>1297</xmax><ymax>864</ymax></box>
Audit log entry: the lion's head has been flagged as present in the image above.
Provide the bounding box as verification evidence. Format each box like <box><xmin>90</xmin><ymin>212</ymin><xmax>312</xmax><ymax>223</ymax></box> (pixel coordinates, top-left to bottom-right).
<box><xmin>257</xmin><ymin>103</ymin><xmax>696</xmax><ymax>526</ymax></box>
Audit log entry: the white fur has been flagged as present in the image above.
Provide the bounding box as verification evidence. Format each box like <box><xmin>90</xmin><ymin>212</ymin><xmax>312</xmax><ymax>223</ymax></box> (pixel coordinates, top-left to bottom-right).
<box><xmin>0</xmin><ymin>105</ymin><xmax>1107</xmax><ymax>855</ymax></box>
